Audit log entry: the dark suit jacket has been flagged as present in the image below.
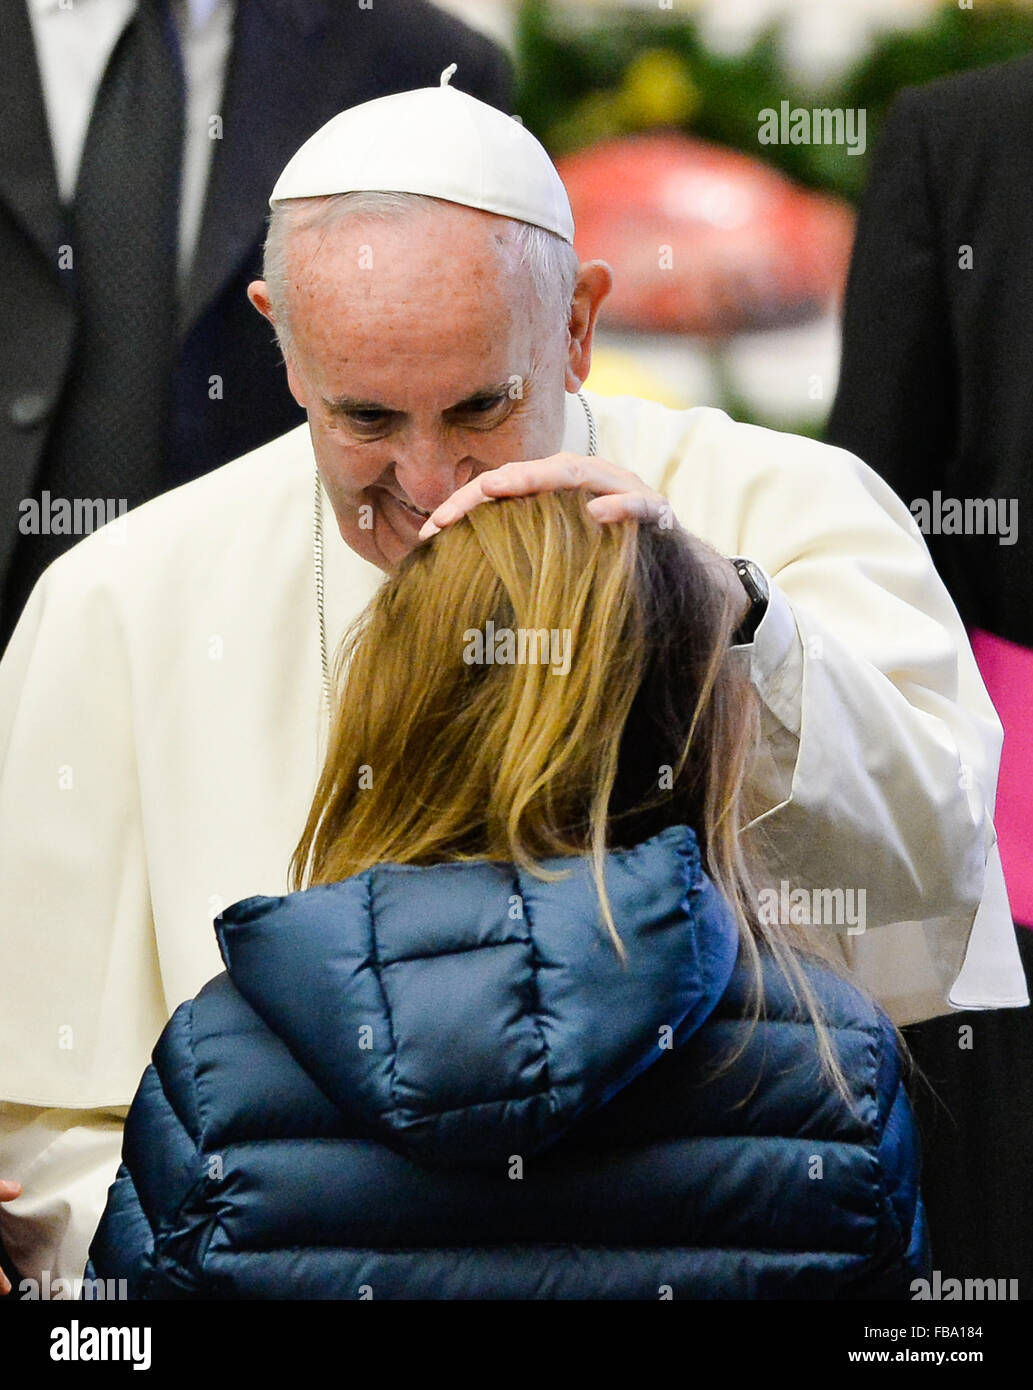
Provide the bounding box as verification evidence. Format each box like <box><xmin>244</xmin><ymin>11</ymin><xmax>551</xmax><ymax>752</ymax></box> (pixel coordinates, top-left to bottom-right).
<box><xmin>826</xmin><ymin>56</ymin><xmax>1033</xmax><ymax>649</ymax></box>
<box><xmin>0</xmin><ymin>0</ymin><xmax>511</xmax><ymax>648</ymax></box>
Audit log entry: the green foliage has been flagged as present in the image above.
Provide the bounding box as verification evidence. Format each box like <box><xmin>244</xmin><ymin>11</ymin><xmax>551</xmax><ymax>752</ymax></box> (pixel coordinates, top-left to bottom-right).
<box><xmin>515</xmin><ymin>0</ymin><xmax>1033</xmax><ymax>203</ymax></box>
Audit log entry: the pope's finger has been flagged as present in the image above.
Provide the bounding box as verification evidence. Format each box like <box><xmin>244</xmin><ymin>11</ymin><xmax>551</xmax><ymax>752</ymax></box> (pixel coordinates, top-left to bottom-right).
<box><xmin>419</xmin><ymin>462</ymin><xmax>548</xmax><ymax>537</ymax></box>
<box><xmin>585</xmin><ymin>491</ymin><xmax>668</xmax><ymax>525</ymax></box>
<box><xmin>418</xmin><ymin>485</ymin><xmax>492</xmax><ymax>539</ymax></box>
<box><xmin>419</xmin><ymin>455</ymin><xmax>639</xmax><ymax>539</ymax></box>
<box><xmin>476</xmin><ymin>454</ymin><xmax>634</xmax><ymax>499</ymax></box>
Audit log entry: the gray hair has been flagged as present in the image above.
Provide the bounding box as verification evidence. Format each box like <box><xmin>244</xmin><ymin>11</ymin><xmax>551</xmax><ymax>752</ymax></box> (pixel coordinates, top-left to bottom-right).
<box><xmin>261</xmin><ymin>191</ymin><xmax>581</xmax><ymax>360</ymax></box>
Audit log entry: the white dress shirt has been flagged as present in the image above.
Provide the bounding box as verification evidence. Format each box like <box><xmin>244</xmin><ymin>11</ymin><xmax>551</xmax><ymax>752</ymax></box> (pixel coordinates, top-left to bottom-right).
<box><xmin>25</xmin><ymin>0</ymin><xmax>235</xmax><ymax>285</ymax></box>
<box><xmin>0</xmin><ymin>388</ymin><xmax>1026</xmax><ymax>1285</ymax></box>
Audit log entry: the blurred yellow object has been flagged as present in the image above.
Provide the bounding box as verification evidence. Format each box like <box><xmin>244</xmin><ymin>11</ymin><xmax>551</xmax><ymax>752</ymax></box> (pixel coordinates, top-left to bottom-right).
<box><xmin>548</xmin><ymin>91</ymin><xmax>623</xmax><ymax>155</ymax></box>
<box><xmin>583</xmin><ymin>344</ymin><xmax>689</xmax><ymax>409</ymax></box>
<box><xmin>616</xmin><ymin>49</ymin><xmax>699</xmax><ymax>129</ymax></box>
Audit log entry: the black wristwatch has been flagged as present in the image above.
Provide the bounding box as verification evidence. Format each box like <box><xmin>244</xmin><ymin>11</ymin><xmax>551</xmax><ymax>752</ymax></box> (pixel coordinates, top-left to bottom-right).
<box><xmin>729</xmin><ymin>557</ymin><xmax>770</xmax><ymax>646</ymax></box>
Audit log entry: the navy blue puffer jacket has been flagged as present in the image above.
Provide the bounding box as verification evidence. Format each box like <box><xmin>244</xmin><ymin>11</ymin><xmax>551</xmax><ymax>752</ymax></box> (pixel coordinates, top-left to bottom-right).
<box><xmin>86</xmin><ymin>825</ymin><xmax>929</xmax><ymax>1299</ymax></box>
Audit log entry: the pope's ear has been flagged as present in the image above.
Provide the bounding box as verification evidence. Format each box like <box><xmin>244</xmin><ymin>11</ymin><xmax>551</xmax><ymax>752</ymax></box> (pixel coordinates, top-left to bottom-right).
<box><xmin>247</xmin><ymin>280</ymin><xmax>306</xmax><ymax>407</ymax></box>
<box><xmin>247</xmin><ymin>280</ymin><xmax>275</xmax><ymax>324</ymax></box>
<box><xmin>566</xmin><ymin>260</ymin><xmax>612</xmax><ymax>392</ymax></box>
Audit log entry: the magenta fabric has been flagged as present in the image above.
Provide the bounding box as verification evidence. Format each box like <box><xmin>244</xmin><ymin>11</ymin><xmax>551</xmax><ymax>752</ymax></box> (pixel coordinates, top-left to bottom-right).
<box><xmin>970</xmin><ymin>628</ymin><xmax>1033</xmax><ymax>928</ymax></box>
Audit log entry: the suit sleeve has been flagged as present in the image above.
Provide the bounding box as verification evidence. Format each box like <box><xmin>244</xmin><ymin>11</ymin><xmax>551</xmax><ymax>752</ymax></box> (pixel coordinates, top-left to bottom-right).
<box><xmin>826</xmin><ymin>88</ymin><xmax>957</xmax><ymax>501</ymax></box>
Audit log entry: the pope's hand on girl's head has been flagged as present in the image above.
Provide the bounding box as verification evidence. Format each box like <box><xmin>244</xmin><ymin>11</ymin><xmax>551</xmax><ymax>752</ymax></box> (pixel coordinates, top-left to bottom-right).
<box><xmin>417</xmin><ymin>451</ymin><xmax>678</xmax><ymax>539</ymax></box>
<box><xmin>416</xmin><ymin>453</ymin><xmax>750</xmax><ymax>629</ymax></box>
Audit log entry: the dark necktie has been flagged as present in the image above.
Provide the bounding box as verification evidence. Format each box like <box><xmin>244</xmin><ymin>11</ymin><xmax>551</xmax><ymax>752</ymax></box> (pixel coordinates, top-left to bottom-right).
<box><xmin>27</xmin><ymin>0</ymin><xmax>185</xmax><ymax>537</ymax></box>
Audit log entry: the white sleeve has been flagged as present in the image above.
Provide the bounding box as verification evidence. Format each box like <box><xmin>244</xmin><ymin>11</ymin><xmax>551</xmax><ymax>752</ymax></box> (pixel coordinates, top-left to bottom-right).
<box><xmin>0</xmin><ymin>566</ymin><xmax>168</xmax><ymax>1108</ymax></box>
<box><xmin>0</xmin><ymin>1103</ymin><xmax>126</xmax><ymax>1287</ymax></box>
<box><xmin>0</xmin><ymin>566</ymin><xmax>168</xmax><ymax>1283</ymax></box>
<box><xmin>660</xmin><ymin>414</ymin><xmax>1027</xmax><ymax>1022</ymax></box>
<box><xmin>737</xmin><ymin>577</ymin><xmax>1027</xmax><ymax>1022</ymax></box>
<box><xmin>728</xmin><ymin>557</ymin><xmax>988</xmax><ymax>932</ymax></box>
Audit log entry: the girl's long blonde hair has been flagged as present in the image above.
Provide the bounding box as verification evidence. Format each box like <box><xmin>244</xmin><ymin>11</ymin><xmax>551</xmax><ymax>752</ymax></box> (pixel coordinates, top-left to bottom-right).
<box><xmin>291</xmin><ymin>490</ymin><xmax>860</xmax><ymax>1100</ymax></box>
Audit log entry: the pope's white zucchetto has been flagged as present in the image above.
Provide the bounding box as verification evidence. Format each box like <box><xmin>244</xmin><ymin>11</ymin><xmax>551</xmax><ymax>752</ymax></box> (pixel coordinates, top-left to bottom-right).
<box><xmin>268</xmin><ymin>64</ymin><xmax>576</xmax><ymax>244</ymax></box>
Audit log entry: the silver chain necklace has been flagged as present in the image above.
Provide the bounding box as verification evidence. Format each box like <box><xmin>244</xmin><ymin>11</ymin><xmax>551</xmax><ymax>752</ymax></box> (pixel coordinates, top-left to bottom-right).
<box><xmin>314</xmin><ymin>389</ymin><xmax>598</xmax><ymax>713</ymax></box>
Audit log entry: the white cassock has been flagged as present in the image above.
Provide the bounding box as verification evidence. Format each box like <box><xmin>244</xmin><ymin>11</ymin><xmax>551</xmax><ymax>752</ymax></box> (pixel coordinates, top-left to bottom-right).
<box><xmin>0</xmin><ymin>388</ymin><xmax>1027</xmax><ymax>1285</ymax></box>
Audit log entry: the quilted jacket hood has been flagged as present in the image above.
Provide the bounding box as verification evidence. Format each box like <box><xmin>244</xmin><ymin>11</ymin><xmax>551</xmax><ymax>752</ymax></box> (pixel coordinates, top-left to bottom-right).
<box><xmin>214</xmin><ymin>824</ymin><xmax>740</xmax><ymax>1170</ymax></box>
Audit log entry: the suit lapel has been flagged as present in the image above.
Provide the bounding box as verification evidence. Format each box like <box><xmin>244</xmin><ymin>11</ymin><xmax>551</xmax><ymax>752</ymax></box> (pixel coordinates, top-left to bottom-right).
<box><xmin>0</xmin><ymin>0</ymin><xmax>66</xmax><ymax>267</ymax></box>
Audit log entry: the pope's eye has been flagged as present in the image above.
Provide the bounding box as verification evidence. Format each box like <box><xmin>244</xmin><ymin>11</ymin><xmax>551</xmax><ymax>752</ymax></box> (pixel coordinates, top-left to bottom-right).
<box><xmin>464</xmin><ymin>394</ymin><xmax>508</xmax><ymax>414</ymax></box>
<box><xmin>343</xmin><ymin>409</ymin><xmax>391</xmax><ymax>431</ymax></box>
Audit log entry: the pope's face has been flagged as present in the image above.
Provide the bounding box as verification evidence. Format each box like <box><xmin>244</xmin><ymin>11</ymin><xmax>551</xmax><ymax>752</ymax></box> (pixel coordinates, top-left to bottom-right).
<box><xmin>262</xmin><ymin>203</ymin><xmax>575</xmax><ymax>570</ymax></box>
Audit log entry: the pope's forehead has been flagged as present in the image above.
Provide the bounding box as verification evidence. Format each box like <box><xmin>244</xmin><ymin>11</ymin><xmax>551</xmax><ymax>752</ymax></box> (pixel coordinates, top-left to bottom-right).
<box><xmin>282</xmin><ymin>209</ymin><xmax>550</xmax><ymax>396</ymax></box>
<box><xmin>285</xmin><ymin>204</ymin><xmax>530</xmax><ymax>314</ymax></box>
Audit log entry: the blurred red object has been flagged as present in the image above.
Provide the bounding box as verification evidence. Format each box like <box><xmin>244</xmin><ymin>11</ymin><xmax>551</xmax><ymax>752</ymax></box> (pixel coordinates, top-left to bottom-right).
<box><xmin>557</xmin><ymin>133</ymin><xmax>855</xmax><ymax>336</ymax></box>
